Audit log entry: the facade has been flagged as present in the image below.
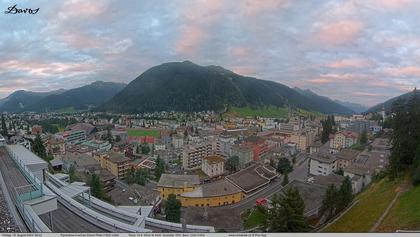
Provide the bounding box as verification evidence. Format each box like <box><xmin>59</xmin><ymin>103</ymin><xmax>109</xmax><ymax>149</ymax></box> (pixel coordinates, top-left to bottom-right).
<box><xmin>329</xmin><ymin>131</ymin><xmax>358</xmax><ymax>153</ymax></box>
<box><xmin>180</xmin><ymin>179</ymin><xmax>244</xmax><ymax>207</ymax></box>
<box><xmin>82</xmin><ymin>140</ymin><xmax>111</xmax><ymax>152</ymax></box>
<box><xmin>98</xmin><ymin>152</ymin><xmax>130</xmax><ymax>179</ymax></box>
<box><xmin>46</xmin><ymin>135</ymin><xmax>66</xmax><ymax>155</ymax></box>
<box><xmin>217</xmin><ymin>134</ymin><xmax>235</xmax><ymax>157</ymax></box>
<box><xmin>62</xmin><ymin>130</ymin><xmax>86</xmax><ymax>145</ymax></box>
<box><xmin>230</xmin><ymin>144</ymin><xmax>253</xmax><ymax>168</ymax></box>
<box><xmin>172</xmin><ymin>135</ymin><xmax>184</xmax><ymax>149</ymax></box>
<box><xmin>182</xmin><ymin>142</ymin><xmax>214</xmax><ymax>170</ymax></box>
<box><xmin>290</xmin><ymin>128</ymin><xmax>316</xmax><ymax>152</ymax></box>
<box><xmin>343</xmin><ymin>164</ymin><xmax>372</xmax><ymax>193</ymax></box>
<box><xmin>309</xmin><ymin>153</ymin><xmax>338</xmax><ymax>176</ymax></box>
<box><xmin>243</xmin><ymin>136</ymin><xmax>270</xmax><ymax>161</ymax></box>
<box><xmin>157</xmin><ymin>174</ymin><xmax>200</xmax><ymax>200</ymax></box>
<box><xmin>201</xmin><ymin>155</ymin><xmax>224</xmax><ymax>178</ymax></box>
<box><xmin>335</xmin><ymin>149</ymin><xmax>360</xmax><ymax>170</ymax></box>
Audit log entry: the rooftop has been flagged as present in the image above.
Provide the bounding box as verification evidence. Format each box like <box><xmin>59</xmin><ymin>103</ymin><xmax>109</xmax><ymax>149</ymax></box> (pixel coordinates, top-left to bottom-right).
<box><xmin>104</xmin><ymin>152</ymin><xmax>131</xmax><ymax>163</ymax></box>
<box><xmin>310</xmin><ymin>152</ymin><xmax>338</xmax><ymax>164</ymax></box>
<box><xmin>226</xmin><ymin>164</ymin><xmax>272</xmax><ymax>193</ymax></box>
<box><xmin>336</xmin><ymin>149</ymin><xmax>361</xmax><ymax>161</ymax></box>
<box><xmin>203</xmin><ymin>155</ymin><xmax>224</xmax><ymax>165</ymax></box>
<box><xmin>157</xmin><ymin>174</ymin><xmax>200</xmax><ymax>188</ymax></box>
<box><xmin>181</xmin><ymin>179</ymin><xmax>242</xmax><ymax>198</ymax></box>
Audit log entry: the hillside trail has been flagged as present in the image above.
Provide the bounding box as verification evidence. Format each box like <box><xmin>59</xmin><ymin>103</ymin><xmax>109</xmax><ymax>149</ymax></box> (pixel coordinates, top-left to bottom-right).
<box><xmin>369</xmin><ymin>177</ymin><xmax>412</xmax><ymax>232</ymax></box>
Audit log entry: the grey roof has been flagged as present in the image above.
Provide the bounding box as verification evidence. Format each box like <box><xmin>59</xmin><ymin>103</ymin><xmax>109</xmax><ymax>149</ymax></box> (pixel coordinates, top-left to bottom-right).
<box><xmin>181</xmin><ymin>179</ymin><xmax>242</xmax><ymax>198</ymax></box>
<box><xmin>50</xmin><ymin>158</ymin><xmax>64</xmax><ymax>167</ymax></box>
<box><xmin>157</xmin><ymin>174</ymin><xmax>200</xmax><ymax>188</ymax></box>
<box><xmin>344</xmin><ymin>164</ymin><xmax>372</xmax><ymax>176</ymax></box>
<box><xmin>336</xmin><ymin>149</ymin><xmax>360</xmax><ymax>161</ymax></box>
<box><xmin>310</xmin><ymin>152</ymin><xmax>338</xmax><ymax>164</ymax></box>
<box><xmin>7</xmin><ymin>145</ymin><xmax>48</xmax><ymax>167</ymax></box>
<box><xmin>281</xmin><ymin>180</ymin><xmax>328</xmax><ymax>214</ymax></box>
<box><xmin>311</xmin><ymin>174</ymin><xmax>345</xmax><ymax>187</ymax></box>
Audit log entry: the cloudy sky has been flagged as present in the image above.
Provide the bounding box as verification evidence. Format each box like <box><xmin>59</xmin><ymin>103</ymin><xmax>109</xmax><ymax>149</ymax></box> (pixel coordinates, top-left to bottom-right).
<box><xmin>1</xmin><ymin>0</ymin><xmax>420</xmax><ymax>106</ymax></box>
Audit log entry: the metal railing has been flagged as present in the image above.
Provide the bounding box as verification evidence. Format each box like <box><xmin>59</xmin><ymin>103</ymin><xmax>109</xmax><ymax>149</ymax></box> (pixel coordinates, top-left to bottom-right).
<box><xmin>15</xmin><ymin>190</ymin><xmax>51</xmax><ymax>232</ymax></box>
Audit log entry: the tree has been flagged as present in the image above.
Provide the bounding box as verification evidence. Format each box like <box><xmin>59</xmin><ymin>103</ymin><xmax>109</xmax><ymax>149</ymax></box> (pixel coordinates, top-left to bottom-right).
<box><xmin>277</xmin><ymin>158</ymin><xmax>293</xmax><ymax>174</ymax></box>
<box><xmin>360</xmin><ymin>129</ymin><xmax>368</xmax><ymax>145</ymax></box>
<box><xmin>135</xmin><ymin>168</ymin><xmax>149</xmax><ymax>185</ymax></box>
<box><xmin>90</xmin><ymin>174</ymin><xmax>105</xmax><ymax>199</ymax></box>
<box><xmin>388</xmin><ymin>89</ymin><xmax>420</xmax><ymax>180</ymax></box>
<box><xmin>141</xmin><ymin>144</ymin><xmax>150</xmax><ymax>154</ymax></box>
<box><xmin>282</xmin><ymin>172</ymin><xmax>289</xmax><ymax>186</ymax></box>
<box><xmin>155</xmin><ymin>156</ymin><xmax>165</xmax><ymax>181</ymax></box>
<box><xmin>126</xmin><ymin>167</ymin><xmax>136</xmax><ymax>184</ymax></box>
<box><xmin>261</xmin><ymin>188</ymin><xmax>309</xmax><ymax>232</ymax></box>
<box><xmin>225</xmin><ymin>156</ymin><xmax>240</xmax><ymax>173</ymax></box>
<box><xmin>321</xmin><ymin>116</ymin><xmax>334</xmax><ymax>144</ymax></box>
<box><xmin>33</xmin><ymin>134</ymin><xmax>47</xmax><ymax>159</ymax></box>
<box><xmin>165</xmin><ymin>194</ymin><xmax>181</xmax><ymax>223</ymax></box>
<box><xmin>115</xmin><ymin>135</ymin><xmax>121</xmax><ymax>143</ymax></box>
<box><xmin>106</xmin><ymin>128</ymin><xmax>114</xmax><ymax>146</ymax></box>
<box><xmin>337</xmin><ymin>176</ymin><xmax>353</xmax><ymax>212</ymax></box>
<box><xmin>1</xmin><ymin>114</ymin><xmax>8</xmax><ymax>137</ymax></box>
<box><xmin>68</xmin><ymin>164</ymin><xmax>78</xmax><ymax>183</ymax></box>
<box><xmin>320</xmin><ymin>184</ymin><xmax>339</xmax><ymax>221</ymax></box>
<box><xmin>334</xmin><ymin>168</ymin><xmax>344</xmax><ymax>176</ymax></box>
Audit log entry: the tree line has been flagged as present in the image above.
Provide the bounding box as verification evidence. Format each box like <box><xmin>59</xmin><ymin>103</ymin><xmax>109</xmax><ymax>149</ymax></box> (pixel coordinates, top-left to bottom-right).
<box><xmin>388</xmin><ymin>89</ymin><xmax>420</xmax><ymax>185</ymax></box>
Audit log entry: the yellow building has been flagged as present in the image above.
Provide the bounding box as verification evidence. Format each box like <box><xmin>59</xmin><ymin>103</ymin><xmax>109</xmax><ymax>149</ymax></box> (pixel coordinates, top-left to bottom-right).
<box><xmin>98</xmin><ymin>152</ymin><xmax>130</xmax><ymax>179</ymax></box>
<box><xmin>201</xmin><ymin>155</ymin><xmax>224</xmax><ymax>178</ymax></box>
<box><xmin>157</xmin><ymin>174</ymin><xmax>200</xmax><ymax>200</ymax></box>
<box><xmin>180</xmin><ymin>179</ymin><xmax>244</xmax><ymax>207</ymax></box>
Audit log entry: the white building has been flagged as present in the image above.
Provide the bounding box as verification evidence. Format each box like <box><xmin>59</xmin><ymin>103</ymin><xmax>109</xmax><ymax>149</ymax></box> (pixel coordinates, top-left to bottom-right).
<box><xmin>309</xmin><ymin>153</ymin><xmax>338</xmax><ymax>176</ymax></box>
<box><xmin>172</xmin><ymin>135</ymin><xmax>184</xmax><ymax>149</ymax></box>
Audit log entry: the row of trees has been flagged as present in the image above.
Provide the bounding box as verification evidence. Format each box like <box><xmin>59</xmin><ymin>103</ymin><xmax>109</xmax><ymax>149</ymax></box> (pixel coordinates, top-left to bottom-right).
<box><xmin>388</xmin><ymin>89</ymin><xmax>420</xmax><ymax>185</ymax></box>
<box><xmin>259</xmin><ymin>187</ymin><xmax>310</xmax><ymax>232</ymax></box>
<box><xmin>320</xmin><ymin>176</ymin><xmax>353</xmax><ymax>221</ymax></box>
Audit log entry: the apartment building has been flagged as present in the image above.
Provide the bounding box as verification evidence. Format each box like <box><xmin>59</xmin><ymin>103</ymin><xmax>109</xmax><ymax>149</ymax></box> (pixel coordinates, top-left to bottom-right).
<box><xmin>230</xmin><ymin>144</ymin><xmax>253</xmax><ymax>168</ymax></box>
<box><xmin>309</xmin><ymin>153</ymin><xmax>338</xmax><ymax>176</ymax></box>
<box><xmin>182</xmin><ymin>142</ymin><xmax>215</xmax><ymax>170</ymax></box>
<box><xmin>98</xmin><ymin>152</ymin><xmax>130</xmax><ymax>179</ymax></box>
<box><xmin>329</xmin><ymin>131</ymin><xmax>358</xmax><ymax>153</ymax></box>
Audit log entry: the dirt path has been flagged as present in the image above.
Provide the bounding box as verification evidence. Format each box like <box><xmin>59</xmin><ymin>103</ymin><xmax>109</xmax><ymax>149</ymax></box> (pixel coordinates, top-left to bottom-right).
<box><xmin>369</xmin><ymin>179</ymin><xmax>412</xmax><ymax>232</ymax></box>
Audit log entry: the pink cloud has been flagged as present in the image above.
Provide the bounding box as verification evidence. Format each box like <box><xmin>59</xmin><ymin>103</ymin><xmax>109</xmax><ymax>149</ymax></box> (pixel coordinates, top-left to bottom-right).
<box><xmin>376</xmin><ymin>0</ymin><xmax>414</xmax><ymax>9</ymax></box>
<box><xmin>382</xmin><ymin>66</ymin><xmax>420</xmax><ymax>77</ymax></box>
<box><xmin>58</xmin><ymin>0</ymin><xmax>108</xmax><ymax>19</ymax></box>
<box><xmin>232</xmin><ymin>66</ymin><xmax>256</xmax><ymax>76</ymax></box>
<box><xmin>326</xmin><ymin>58</ymin><xmax>373</xmax><ymax>69</ymax></box>
<box><xmin>175</xmin><ymin>27</ymin><xmax>206</xmax><ymax>56</ymax></box>
<box><xmin>241</xmin><ymin>0</ymin><xmax>290</xmax><ymax>15</ymax></box>
<box><xmin>230</xmin><ymin>47</ymin><xmax>249</xmax><ymax>57</ymax></box>
<box><xmin>314</xmin><ymin>20</ymin><xmax>363</xmax><ymax>45</ymax></box>
<box><xmin>0</xmin><ymin>60</ymin><xmax>98</xmax><ymax>78</ymax></box>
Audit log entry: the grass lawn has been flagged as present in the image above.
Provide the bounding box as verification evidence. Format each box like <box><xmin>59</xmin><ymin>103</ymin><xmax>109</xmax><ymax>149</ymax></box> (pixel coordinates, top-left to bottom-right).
<box><xmin>244</xmin><ymin>208</ymin><xmax>265</xmax><ymax>230</ymax></box>
<box><xmin>52</xmin><ymin>124</ymin><xmax>65</xmax><ymax>132</ymax></box>
<box><xmin>377</xmin><ymin>185</ymin><xmax>420</xmax><ymax>232</ymax></box>
<box><xmin>225</xmin><ymin>106</ymin><xmax>288</xmax><ymax>118</ymax></box>
<box><xmin>128</xmin><ymin>129</ymin><xmax>160</xmax><ymax>137</ymax></box>
<box><xmin>295</xmin><ymin>108</ymin><xmax>323</xmax><ymax>118</ymax></box>
<box><xmin>55</xmin><ymin>106</ymin><xmax>76</xmax><ymax>113</ymax></box>
<box><xmin>324</xmin><ymin>178</ymin><xmax>400</xmax><ymax>232</ymax></box>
